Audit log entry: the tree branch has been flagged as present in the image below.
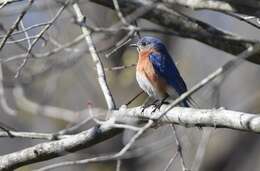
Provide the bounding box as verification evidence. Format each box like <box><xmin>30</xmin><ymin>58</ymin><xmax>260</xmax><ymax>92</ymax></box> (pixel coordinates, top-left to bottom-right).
<box><xmin>114</xmin><ymin>106</ymin><xmax>260</xmax><ymax>132</ymax></box>
<box><xmin>0</xmin><ymin>0</ymin><xmax>34</xmax><ymax>50</ymax></box>
<box><xmin>1</xmin><ymin>105</ymin><xmax>260</xmax><ymax>170</ymax></box>
<box><xmin>72</xmin><ymin>3</ymin><xmax>116</xmax><ymax>110</ymax></box>
<box><xmin>0</xmin><ymin>123</ymin><xmax>122</xmax><ymax>170</ymax></box>
<box><xmin>164</xmin><ymin>0</ymin><xmax>234</xmax><ymax>11</ymax></box>
<box><xmin>89</xmin><ymin>0</ymin><xmax>260</xmax><ymax>64</ymax></box>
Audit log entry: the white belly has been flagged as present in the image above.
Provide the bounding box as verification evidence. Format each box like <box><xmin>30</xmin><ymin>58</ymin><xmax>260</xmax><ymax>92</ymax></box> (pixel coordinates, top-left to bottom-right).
<box><xmin>136</xmin><ymin>71</ymin><xmax>163</xmax><ymax>99</ymax></box>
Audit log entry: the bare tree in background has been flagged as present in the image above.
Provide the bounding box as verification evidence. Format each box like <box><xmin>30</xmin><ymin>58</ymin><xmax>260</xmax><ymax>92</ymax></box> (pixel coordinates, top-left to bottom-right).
<box><xmin>1</xmin><ymin>0</ymin><xmax>260</xmax><ymax>171</ymax></box>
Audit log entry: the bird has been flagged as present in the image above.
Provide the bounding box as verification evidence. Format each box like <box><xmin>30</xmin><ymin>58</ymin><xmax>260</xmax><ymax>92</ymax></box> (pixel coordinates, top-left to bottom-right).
<box><xmin>131</xmin><ymin>36</ymin><xmax>190</xmax><ymax>109</ymax></box>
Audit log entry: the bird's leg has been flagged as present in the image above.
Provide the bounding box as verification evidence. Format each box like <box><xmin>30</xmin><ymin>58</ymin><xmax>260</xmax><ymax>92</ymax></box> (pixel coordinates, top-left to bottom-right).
<box><xmin>148</xmin><ymin>95</ymin><xmax>170</xmax><ymax>128</ymax></box>
<box><xmin>141</xmin><ymin>97</ymin><xmax>158</xmax><ymax>113</ymax></box>
<box><xmin>152</xmin><ymin>95</ymin><xmax>169</xmax><ymax>112</ymax></box>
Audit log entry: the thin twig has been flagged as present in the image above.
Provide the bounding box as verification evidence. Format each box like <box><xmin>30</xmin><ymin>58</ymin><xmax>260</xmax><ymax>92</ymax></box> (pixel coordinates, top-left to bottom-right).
<box><xmin>0</xmin><ymin>0</ymin><xmax>8</xmax><ymax>9</ymax></box>
<box><xmin>55</xmin><ymin>116</ymin><xmax>92</xmax><ymax>135</ymax></box>
<box><xmin>88</xmin><ymin>102</ymin><xmax>141</xmax><ymax>131</ymax></box>
<box><xmin>221</xmin><ymin>12</ymin><xmax>260</xmax><ymax>29</ymax></box>
<box><xmin>0</xmin><ymin>22</ymin><xmax>51</xmax><ymax>39</ymax></box>
<box><xmin>116</xmin><ymin>159</ymin><xmax>122</xmax><ymax>171</ymax></box>
<box><xmin>0</xmin><ymin>0</ymin><xmax>34</xmax><ymax>50</ymax></box>
<box><xmin>72</xmin><ymin>3</ymin><xmax>116</xmax><ymax>110</ymax></box>
<box><xmin>5</xmin><ymin>35</ymin><xmax>40</xmax><ymax>44</ymax></box>
<box><xmin>0</xmin><ymin>64</ymin><xmax>16</xmax><ymax>116</ymax></box>
<box><xmin>47</xmin><ymin>34</ymin><xmax>78</xmax><ymax>52</ymax></box>
<box><xmin>14</xmin><ymin>0</ymin><xmax>72</xmax><ymax>78</ymax></box>
<box><xmin>112</xmin><ymin>0</ymin><xmax>129</xmax><ymax>25</ymax></box>
<box><xmin>105</xmin><ymin>34</ymin><xmax>134</xmax><ymax>58</ymax></box>
<box><xmin>0</xmin><ymin>130</ymin><xmax>70</xmax><ymax>140</ymax></box>
<box><xmin>191</xmin><ymin>129</ymin><xmax>212</xmax><ymax>171</ymax></box>
<box><xmin>163</xmin><ymin>151</ymin><xmax>178</xmax><ymax>171</ymax></box>
<box><xmin>20</xmin><ymin>20</ymin><xmax>32</xmax><ymax>48</ymax></box>
<box><xmin>171</xmin><ymin>125</ymin><xmax>188</xmax><ymax>171</ymax></box>
<box><xmin>104</xmin><ymin>64</ymin><xmax>136</xmax><ymax>72</ymax></box>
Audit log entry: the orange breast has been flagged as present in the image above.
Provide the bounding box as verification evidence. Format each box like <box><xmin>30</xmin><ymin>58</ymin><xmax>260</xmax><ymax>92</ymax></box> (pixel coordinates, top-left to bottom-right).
<box><xmin>137</xmin><ymin>50</ymin><xmax>167</xmax><ymax>96</ymax></box>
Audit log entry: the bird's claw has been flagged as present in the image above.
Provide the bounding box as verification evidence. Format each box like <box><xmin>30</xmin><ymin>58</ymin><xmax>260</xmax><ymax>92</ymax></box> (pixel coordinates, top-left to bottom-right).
<box><xmin>141</xmin><ymin>105</ymin><xmax>158</xmax><ymax>113</ymax></box>
<box><xmin>151</xmin><ymin>100</ymin><xmax>169</xmax><ymax>113</ymax></box>
<box><xmin>141</xmin><ymin>106</ymin><xmax>146</xmax><ymax>113</ymax></box>
<box><xmin>152</xmin><ymin>105</ymin><xmax>159</xmax><ymax>113</ymax></box>
<box><xmin>141</xmin><ymin>100</ymin><xmax>157</xmax><ymax>113</ymax></box>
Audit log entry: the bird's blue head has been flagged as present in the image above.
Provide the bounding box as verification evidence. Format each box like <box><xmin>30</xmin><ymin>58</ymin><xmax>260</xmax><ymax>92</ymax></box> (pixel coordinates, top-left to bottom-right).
<box><xmin>132</xmin><ymin>36</ymin><xmax>167</xmax><ymax>53</ymax></box>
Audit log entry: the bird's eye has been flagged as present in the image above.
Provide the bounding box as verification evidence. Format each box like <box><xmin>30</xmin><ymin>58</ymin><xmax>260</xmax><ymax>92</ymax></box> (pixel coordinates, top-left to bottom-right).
<box><xmin>141</xmin><ymin>42</ymin><xmax>147</xmax><ymax>46</ymax></box>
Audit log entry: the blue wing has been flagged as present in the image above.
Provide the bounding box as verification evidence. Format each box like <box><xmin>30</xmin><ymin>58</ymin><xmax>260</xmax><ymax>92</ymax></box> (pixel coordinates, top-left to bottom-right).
<box><xmin>149</xmin><ymin>51</ymin><xmax>189</xmax><ymax>107</ymax></box>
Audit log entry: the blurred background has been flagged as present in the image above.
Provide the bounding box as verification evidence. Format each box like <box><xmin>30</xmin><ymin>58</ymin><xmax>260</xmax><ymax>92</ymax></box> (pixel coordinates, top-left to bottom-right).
<box><xmin>1</xmin><ymin>0</ymin><xmax>260</xmax><ymax>171</ymax></box>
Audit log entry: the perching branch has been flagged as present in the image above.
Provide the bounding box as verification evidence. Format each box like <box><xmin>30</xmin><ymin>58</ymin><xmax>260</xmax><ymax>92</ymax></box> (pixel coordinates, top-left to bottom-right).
<box><xmin>113</xmin><ymin>106</ymin><xmax>260</xmax><ymax>132</ymax></box>
<box><xmin>1</xmin><ymin>105</ymin><xmax>260</xmax><ymax>170</ymax></box>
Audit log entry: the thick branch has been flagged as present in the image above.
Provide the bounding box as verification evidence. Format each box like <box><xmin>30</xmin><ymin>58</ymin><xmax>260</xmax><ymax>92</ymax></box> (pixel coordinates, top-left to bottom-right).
<box><xmin>1</xmin><ymin>105</ymin><xmax>260</xmax><ymax>170</ymax></box>
<box><xmin>114</xmin><ymin>106</ymin><xmax>260</xmax><ymax>132</ymax></box>
<box><xmin>164</xmin><ymin>0</ymin><xmax>260</xmax><ymax>17</ymax></box>
<box><xmin>164</xmin><ymin>0</ymin><xmax>234</xmax><ymax>11</ymax></box>
<box><xmin>90</xmin><ymin>0</ymin><xmax>260</xmax><ymax>64</ymax></box>
<box><xmin>212</xmin><ymin>0</ymin><xmax>260</xmax><ymax>17</ymax></box>
<box><xmin>0</xmin><ymin>124</ymin><xmax>122</xmax><ymax>170</ymax></box>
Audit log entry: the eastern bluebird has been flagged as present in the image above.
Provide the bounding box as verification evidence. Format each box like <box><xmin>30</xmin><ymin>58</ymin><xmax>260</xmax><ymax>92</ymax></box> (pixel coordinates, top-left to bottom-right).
<box><xmin>131</xmin><ymin>36</ymin><xmax>190</xmax><ymax>108</ymax></box>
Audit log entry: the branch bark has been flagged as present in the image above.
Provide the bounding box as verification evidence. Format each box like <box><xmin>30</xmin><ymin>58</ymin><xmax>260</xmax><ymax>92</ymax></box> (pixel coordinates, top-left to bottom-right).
<box><xmin>89</xmin><ymin>0</ymin><xmax>260</xmax><ymax>65</ymax></box>
<box><xmin>72</xmin><ymin>3</ymin><xmax>116</xmax><ymax>110</ymax></box>
<box><xmin>164</xmin><ymin>0</ymin><xmax>260</xmax><ymax>17</ymax></box>
<box><xmin>1</xmin><ymin>105</ymin><xmax>260</xmax><ymax>170</ymax></box>
<box><xmin>114</xmin><ymin>106</ymin><xmax>260</xmax><ymax>132</ymax></box>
